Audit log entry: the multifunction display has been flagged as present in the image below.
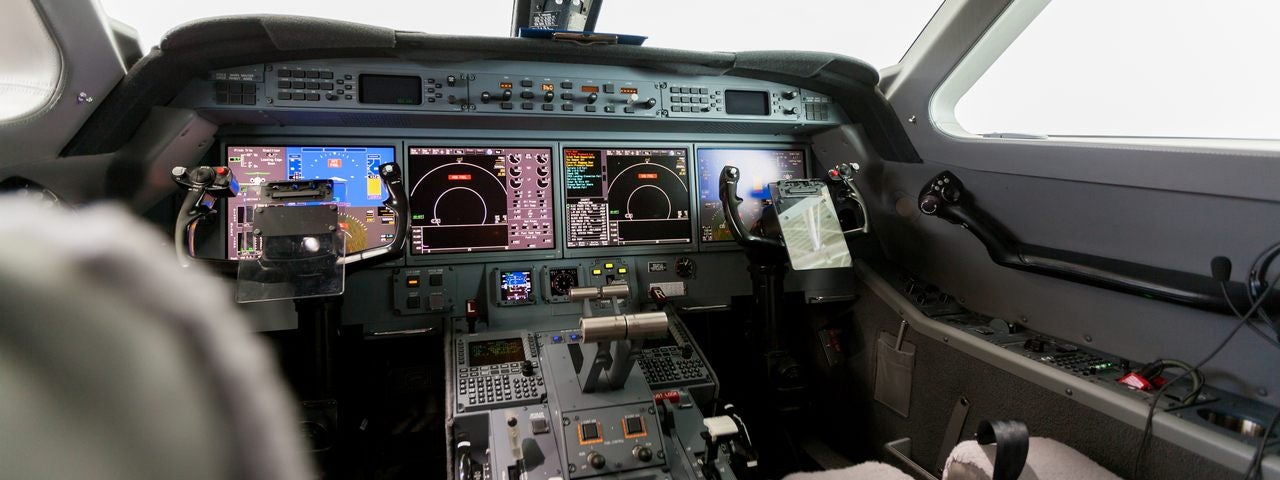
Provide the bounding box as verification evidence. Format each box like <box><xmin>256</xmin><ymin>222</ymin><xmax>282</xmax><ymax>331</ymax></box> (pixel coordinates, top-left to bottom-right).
<box><xmin>498</xmin><ymin>269</ymin><xmax>534</xmax><ymax>305</ymax></box>
<box><xmin>223</xmin><ymin>145</ymin><xmax>396</xmax><ymax>259</ymax></box>
<box><xmin>564</xmin><ymin>148</ymin><xmax>691</xmax><ymax>247</ymax></box>
<box><xmin>696</xmin><ymin>148</ymin><xmax>807</xmax><ymax>242</ymax></box>
<box><xmin>408</xmin><ymin>147</ymin><xmax>555</xmax><ymax>254</ymax></box>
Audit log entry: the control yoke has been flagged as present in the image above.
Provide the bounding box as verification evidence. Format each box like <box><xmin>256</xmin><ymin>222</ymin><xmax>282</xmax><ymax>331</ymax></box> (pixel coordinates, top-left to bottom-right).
<box><xmin>719</xmin><ymin>162</ymin><xmax>870</xmax><ymax>255</ymax></box>
<box><xmin>170</xmin><ymin>162</ymin><xmax>409</xmax><ymax>274</ymax></box>
<box><xmin>719</xmin><ymin>165</ymin><xmax>784</xmax><ymax>252</ymax></box>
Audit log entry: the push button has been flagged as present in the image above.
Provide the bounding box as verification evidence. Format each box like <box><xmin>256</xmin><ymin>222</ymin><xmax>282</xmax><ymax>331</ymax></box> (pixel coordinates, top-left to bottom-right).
<box><xmin>579</xmin><ymin>422</ymin><xmax>601</xmax><ymax>443</ymax></box>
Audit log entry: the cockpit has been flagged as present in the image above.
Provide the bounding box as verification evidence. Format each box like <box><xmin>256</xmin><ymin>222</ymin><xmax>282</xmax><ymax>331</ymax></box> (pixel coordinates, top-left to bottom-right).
<box><xmin>1</xmin><ymin>1</ymin><xmax>1278</xmax><ymax>480</ymax></box>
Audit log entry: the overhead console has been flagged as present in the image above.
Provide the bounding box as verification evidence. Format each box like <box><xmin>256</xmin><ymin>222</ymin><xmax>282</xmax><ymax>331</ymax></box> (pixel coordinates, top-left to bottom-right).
<box><xmin>175</xmin><ymin>60</ymin><xmax>846</xmax><ymax>133</ymax></box>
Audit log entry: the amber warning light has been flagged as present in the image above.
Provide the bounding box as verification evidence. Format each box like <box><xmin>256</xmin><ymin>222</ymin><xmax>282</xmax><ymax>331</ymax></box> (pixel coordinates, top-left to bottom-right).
<box><xmin>637</xmin><ymin>173</ymin><xmax>658</xmax><ymax>180</ymax></box>
<box><xmin>448</xmin><ymin>174</ymin><xmax>473</xmax><ymax>181</ymax></box>
<box><xmin>580</xmin><ymin>85</ymin><xmax>600</xmax><ymax>93</ymax></box>
<box><xmin>620</xmin><ymin>87</ymin><xmax>639</xmax><ymax>94</ymax></box>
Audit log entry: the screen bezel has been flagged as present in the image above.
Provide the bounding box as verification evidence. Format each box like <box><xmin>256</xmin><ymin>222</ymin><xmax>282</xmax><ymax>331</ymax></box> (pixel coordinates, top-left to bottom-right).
<box><xmin>405</xmin><ymin>142</ymin><xmax>562</xmax><ymax>266</ymax></box>
<box><xmin>217</xmin><ymin>137</ymin><xmax>406</xmax><ymax>266</ymax></box>
<box><xmin>358</xmin><ymin>74</ymin><xmax>424</xmax><ymax>106</ymax></box>
<box><xmin>723</xmin><ymin>90</ymin><xmax>770</xmax><ymax>116</ymax></box>
<box><xmin>693</xmin><ymin>143</ymin><xmax>813</xmax><ymax>253</ymax></box>
<box><xmin>560</xmin><ymin>143</ymin><xmax>697</xmax><ymax>259</ymax></box>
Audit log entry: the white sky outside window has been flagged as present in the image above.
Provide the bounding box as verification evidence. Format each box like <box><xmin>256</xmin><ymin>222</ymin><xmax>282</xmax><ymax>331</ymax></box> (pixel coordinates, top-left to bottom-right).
<box><xmin>954</xmin><ymin>0</ymin><xmax>1280</xmax><ymax>141</ymax></box>
<box><xmin>96</xmin><ymin>0</ymin><xmax>943</xmax><ymax>70</ymax></box>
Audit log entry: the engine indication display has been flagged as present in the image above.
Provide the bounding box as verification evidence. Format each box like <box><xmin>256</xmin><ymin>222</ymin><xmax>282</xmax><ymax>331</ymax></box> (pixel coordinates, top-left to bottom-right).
<box><xmin>223</xmin><ymin>145</ymin><xmax>396</xmax><ymax>260</ymax></box>
<box><xmin>564</xmin><ymin>148</ymin><xmax>691</xmax><ymax>247</ymax></box>
<box><xmin>696</xmin><ymin>148</ymin><xmax>807</xmax><ymax>242</ymax></box>
<box><xmin>408</xmin><ymin>147</ymin><xmax>555</xmax><ymax>254</ymax></box>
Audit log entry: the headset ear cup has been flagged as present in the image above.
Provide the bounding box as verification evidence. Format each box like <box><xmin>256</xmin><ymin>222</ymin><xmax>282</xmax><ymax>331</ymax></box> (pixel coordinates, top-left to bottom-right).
<box><xmin>1248</xmin><ymin>242</ymin><xmax>1280</xmax><ymax>304</ymax></box>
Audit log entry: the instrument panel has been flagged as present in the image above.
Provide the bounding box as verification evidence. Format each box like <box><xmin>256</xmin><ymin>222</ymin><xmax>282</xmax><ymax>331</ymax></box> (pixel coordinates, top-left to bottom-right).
<box><xmin>219</xmin><ymin>142</ymin><xmax>813</xmax><ymax>262</ymax></box>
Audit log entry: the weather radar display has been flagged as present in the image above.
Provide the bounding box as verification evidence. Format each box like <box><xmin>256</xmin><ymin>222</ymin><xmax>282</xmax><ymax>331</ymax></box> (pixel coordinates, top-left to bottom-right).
<box><xmin>407</xmin><ymin>147</ymin><xmax>555</xmax><ymax>254</ymax></box>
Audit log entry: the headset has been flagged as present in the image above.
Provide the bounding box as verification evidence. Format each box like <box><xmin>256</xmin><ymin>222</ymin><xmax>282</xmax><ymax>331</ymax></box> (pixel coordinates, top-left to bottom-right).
<box><xmin>1247</xmin><ymin>240</ymin><xmax>1280</xmax><ymax>308</ymax></box>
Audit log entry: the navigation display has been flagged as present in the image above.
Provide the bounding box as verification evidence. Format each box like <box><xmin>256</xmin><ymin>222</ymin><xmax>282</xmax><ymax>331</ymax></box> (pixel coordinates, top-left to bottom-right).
<box><xmin>467</xmin><ymin>338</ymin><xmax>526</xmax><ymax>367</ymax></box>
<box><xmin>224</xmin><ymin>145</ymin><xmax>396</xmax><ymax>260</ymax></box>
<box><xmin>407</xmin><ymin>147</ymin><xmax>554</xmax><ymax>254</ymax></box>
<box><xmin>696</xmin><ymin>148</ymin><xmax>807</xmax><ymax>242</ymax></box>
<box><xmin>564</xmin><ymin>148</ymin><xmax>691</xmax><ymax>247</ymax></box>
<box><xmin>499</xmin><ymin>270</ymin><xmax>534</xmax><ymax>303</ymax></box>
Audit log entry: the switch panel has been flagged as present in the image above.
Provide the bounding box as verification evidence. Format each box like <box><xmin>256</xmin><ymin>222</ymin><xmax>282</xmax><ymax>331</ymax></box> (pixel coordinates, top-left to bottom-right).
<box><xmin>393</xmin><ymin>267</ymin><xmax>454</xmax><ymax>315</ymax></box>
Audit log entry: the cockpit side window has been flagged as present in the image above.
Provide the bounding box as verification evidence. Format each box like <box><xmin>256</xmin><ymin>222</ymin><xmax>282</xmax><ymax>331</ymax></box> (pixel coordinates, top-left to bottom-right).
<box><xmin>0</xmin><ymin>0</ymin><xmax>61</xmax><ymax>123</ymax></box>
<box><xmin>935</xmin><ymin>0</ymin><xmax>1280</xmax><ymax>145</ymax></box>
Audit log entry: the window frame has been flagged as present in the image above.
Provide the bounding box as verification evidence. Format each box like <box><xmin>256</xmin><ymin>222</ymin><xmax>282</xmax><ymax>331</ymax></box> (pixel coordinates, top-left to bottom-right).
<box><xmin>928</xmin><ymin>0</ymin><xmax>1280</xmax><ymax>152</ymax></box>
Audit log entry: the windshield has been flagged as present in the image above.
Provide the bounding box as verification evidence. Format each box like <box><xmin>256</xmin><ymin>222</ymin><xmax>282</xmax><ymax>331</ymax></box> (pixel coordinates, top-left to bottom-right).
<box><xmin>98</xmin><ymin>0</ymin><xmax>942</xmax><ymax>70</ymax></box>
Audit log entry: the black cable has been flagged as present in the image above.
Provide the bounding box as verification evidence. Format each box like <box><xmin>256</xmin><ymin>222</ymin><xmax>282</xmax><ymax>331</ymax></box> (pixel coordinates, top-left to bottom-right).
<box><xmin>1131</xmin><ymin>268</ymin><xmax>1280</xmax><ymax>478</ymax></box>
<box><xmin>1225</xmin><ymin>285</ymin><xmax>1280</xmax><ymax>350</ymax></box>
<box><xmin>1246</xmin><ymin>409</ymin><xmax>1280</xmax><ymax>480</ymax></box>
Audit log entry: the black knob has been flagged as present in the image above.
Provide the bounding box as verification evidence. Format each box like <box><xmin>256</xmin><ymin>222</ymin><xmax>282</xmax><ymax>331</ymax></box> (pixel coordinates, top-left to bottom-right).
<box><xmin>480</xmin><ymin>91</ymin><xmax>492</xmax><ymax>104</ymax></box>
<box><xmin>783</xmin><ymin>107</ymin><xmax>798</xmax><ymax>115</ymax></box>
<box><xmin>544</xmin><ymin>91</ymin><xmax>555</xmax><ymax>102</ymax></box>
<box><xmin>502</xmin><ymin>89</ymin><xmax>513</xmax><ymax>101</ymax></box>
<box><xmin>326</xmin><ymin>93</ymin><xmax>340</xmax><ymax>101</ymax></box>
<box><xmin>447</xmin><ymin>95</ymin><xmax>459</xmax><ymax>105</ymax></box>
<box><xmin>919</xmin><ymin>194</ymin><xmax>942</xmax><ymax>215</ymax></box>
<box><xmin>782</xmin><ymin>90</ymin><xmax>800</xmax><ymax>100</ymax></box>
<box><xmin>587</xmin><ymin>93</ymin><xmax>599</xmax><ymax>104</ymax></box>
<box><xmin>447</xmin><ymin>75</ymin><xmax>457</xmax><ymax>87</ymax></box>
<box><xmin>521</xmin><ymin>360</ymin><xmax>534</xmax><ymax>377</ymax></box>
<box><xmin>633</xmin><ymin>446</ymin><xmax>653</xmax><ymax>462</ymax></box>
<box><xmin>680</xmin><ymin>344</ymin><xmax>694</xmax><ymax>360</ymax></box>
<box><xmin>639</xmin><ymin>97</ymin><xmax>657</xmax><ymax>109</ymax></box>
<box><xmin>507</xmin><ymin>416</ymin><xmax>518</xmax><ymax>427</ymax></box>
<box><xmin>588</xmin><ymin>452</ymin><xmax>606</xmax><ymax>469</ymax></box>
<box><xmin>940</xmin><ymin>185</ymin><xmax>962</xmax><ymax>203</ymax></box>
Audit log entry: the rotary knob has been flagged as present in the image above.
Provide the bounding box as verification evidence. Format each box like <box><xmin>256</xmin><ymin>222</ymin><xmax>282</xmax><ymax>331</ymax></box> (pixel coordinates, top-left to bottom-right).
<box><xmin>502</xmin><ymin>89</ymin><xmax>513</xmax><ymax>101</ymax></box>
<box><xmin>587</xmin><ymin>93</ymin><xmax>599</xmax><ymax>104</ymax></box>
<box><xmin>544</xmin><ymin>91</ymin><xmax>555</xmax><ymax>102</ymax></box>
<box><xmin>480</xmin><ymin>91</ymin><xmax>492</xmax><ymax>104</ymax></box>
<box><xmin>639</xmin><ymin>97</ymin><xmax>658</xmax><ymax>109</ymax></box>
<box><xmin>632</xmin><ymin>445</ymin><xmax>653</xmax><ymax>462</ymax></box>
<box><xmin>587</xmin><ymin>452</ymin><xmax>607</xmax><ymax>469</ymax></box>
<box><xmin>920</xmin><ymin>194</ymin><xmax>942</xmax><ymax>215</ymax></box>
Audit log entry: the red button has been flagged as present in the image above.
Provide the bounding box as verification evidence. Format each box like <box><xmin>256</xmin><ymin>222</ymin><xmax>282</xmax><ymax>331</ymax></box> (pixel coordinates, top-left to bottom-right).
<box><xmin>214</xmin><ymin>167</ymin><xmax>228</xmax><ymax>176</ymax></box>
